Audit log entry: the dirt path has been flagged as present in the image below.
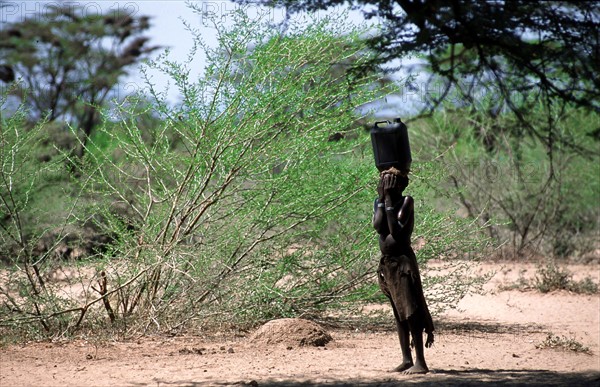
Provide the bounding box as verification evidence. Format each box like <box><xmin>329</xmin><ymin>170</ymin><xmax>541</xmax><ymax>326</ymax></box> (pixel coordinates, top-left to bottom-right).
<box><xmin>1</xmin><ymin>262</ymin><xmax>599</xmax><ymax>386</ymax></box>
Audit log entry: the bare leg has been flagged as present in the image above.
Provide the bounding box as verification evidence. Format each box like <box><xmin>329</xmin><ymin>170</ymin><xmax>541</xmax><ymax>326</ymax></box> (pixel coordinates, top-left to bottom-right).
<box><xmin>378</xmin><ymin>259</ymin><xmax>415</xmax><ymax>373</ymax></box>
<box><xmin>402</xmin><ymin>316</ymin><xmax>429</xmax><ymax>374</ymax></box>
<box><xmin>390</xmin><ymin>302</ymin><xmax>413</xmax><ymax>372</ymax></box>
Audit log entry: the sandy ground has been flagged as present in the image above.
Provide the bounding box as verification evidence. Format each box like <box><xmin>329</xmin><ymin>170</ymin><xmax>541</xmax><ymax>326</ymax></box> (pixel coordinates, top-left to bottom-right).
<box><xmin>1</xmin><ymin>262</ymin><xmax>599</xmax><ymax>387</ymax></box>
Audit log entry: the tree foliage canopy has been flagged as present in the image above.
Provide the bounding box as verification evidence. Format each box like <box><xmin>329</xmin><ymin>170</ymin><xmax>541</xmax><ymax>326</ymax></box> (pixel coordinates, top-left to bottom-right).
<box><xmin>0</xmin><ymin>3</ymin><xmax>159</xmax><ymax>155</ymax></box>
<box><xmin>239</xmin><ymin>1</ymin><xmax>600</xmax><ymax>146</ymax></box>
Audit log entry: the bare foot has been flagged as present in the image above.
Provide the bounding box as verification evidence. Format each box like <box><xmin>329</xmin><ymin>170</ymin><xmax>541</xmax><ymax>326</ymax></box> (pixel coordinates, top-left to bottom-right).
<box><xmin>401</xmin><ymin>364</ymin><xmax>429</xmax><ymax>374</ymax></box>
<box><xmin>390</xmin><ymin>361</ymin><xmax>413</xmax><ymax>372</ymax></box>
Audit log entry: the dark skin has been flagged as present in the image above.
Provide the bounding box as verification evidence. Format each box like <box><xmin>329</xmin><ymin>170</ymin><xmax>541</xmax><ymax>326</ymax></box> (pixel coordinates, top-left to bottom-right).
<box><xmin>373</xmin><ymin>169</ymin><xmax>434</xmax><ymax>374</ymax></box>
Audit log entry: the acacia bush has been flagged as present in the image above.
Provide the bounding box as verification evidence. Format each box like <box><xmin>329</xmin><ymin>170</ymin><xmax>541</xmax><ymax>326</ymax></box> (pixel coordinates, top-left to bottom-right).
<box><xmin>411</xmin><ymin>101</ymin><xmax>600</xmax><ymax>260</ymax></box>
<box><xmin>0</xmin><ymin>104</ymin><xmax>83</xmax><ymax>338</ymax></box>
<box><xmin>1</xmin><ymin>9</ymin><xmax>489</xmax><ymax>339</ymax></box>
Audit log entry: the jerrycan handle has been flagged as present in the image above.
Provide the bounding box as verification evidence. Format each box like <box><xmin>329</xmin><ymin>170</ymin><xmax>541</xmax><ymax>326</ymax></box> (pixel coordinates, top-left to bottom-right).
<box><xmin>373</xmin><ymin>118</ymin><xmax>403</xmax><ymax>129</ymax></box>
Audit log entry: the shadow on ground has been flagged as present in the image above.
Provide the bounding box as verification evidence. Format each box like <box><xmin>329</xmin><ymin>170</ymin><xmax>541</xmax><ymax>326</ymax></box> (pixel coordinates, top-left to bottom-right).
<box><xmin>352</xmin><ymin>318</ymin><xmax>546</xmax><ymax>336</ymax></box>
<box><xmin>147</xmin><ymin>369</ymin><xmax>600</xmax><ymax>387</ymax></box>
<box><xmin>435</xmin><ymin>319</ymin><xmax>546</xmax><ymax>335</ymax></box>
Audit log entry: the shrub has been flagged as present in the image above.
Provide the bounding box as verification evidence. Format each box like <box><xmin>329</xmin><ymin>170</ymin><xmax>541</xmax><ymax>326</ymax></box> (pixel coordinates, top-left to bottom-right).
<box><xmin>1</xmin><ymin>8</ymin><xmax>489</xmax><ymax>339</ymax></box>
<box><xmin>411</xmin><ymin>103</ymin><xmax>600</xmax><ymax>259</ymax></box>
<box><xmin>536</xmin><ymin>333</ymin><xmax>592</xmax><ymax>354</ymax></box>
<box><xmin>534</xmin><ymin>261</ymin><xmax>598</xmax><ymax>294</ymax></box>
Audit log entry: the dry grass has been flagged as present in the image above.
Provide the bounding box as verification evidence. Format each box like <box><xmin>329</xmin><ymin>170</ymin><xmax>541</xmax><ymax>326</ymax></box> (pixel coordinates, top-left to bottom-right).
<box><xmin>535</xmin><ymin>333</ymin><xmax>592</xmax><ymax>355</ymax></box>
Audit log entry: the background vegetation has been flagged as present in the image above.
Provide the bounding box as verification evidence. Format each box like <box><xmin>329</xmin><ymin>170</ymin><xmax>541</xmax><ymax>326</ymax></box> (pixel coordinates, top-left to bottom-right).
<box><xmin>1</xmin><ymin>2</ymin><xmax>597</xmax><ymax>342</ymax></box>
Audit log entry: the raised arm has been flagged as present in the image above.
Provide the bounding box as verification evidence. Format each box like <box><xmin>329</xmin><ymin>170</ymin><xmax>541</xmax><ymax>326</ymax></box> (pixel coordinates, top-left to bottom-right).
<box><xmin>397</xmin><ymin>195</ymin><xmax>414</xmax><ymax>228</ymax></box>
<box><xmin>372</xmin><ymin>176</ymin><xmax>388</xmax><ymax>235</ymax></box>
<box><xmin>373</xmin><ymin>198</ymin><xmax>388</xmax><ymax>235</ymax></box>
<box><xmin>386</xmin><ymin>194</ymin><xmax>413</xmax><ymax>238</ymax></box>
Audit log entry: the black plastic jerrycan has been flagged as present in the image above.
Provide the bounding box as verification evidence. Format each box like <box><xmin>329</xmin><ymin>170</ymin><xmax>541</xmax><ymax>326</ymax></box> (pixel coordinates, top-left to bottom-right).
<box><xmin>370</xmin><ymin>118</ymin><xmax>412</xmax><ymax>173</ymax></box>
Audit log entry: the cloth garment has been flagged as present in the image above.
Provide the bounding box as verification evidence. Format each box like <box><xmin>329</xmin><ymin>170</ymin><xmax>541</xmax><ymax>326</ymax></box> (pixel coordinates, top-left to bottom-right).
<box><xmin>378</xmin><ymin>253</ymin><xmax>434</xmax><ymax>334</ymax></box>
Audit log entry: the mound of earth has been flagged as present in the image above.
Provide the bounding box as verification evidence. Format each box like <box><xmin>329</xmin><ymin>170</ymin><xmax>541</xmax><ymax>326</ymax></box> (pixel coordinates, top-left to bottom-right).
<box><xmin>247</xmin><ymin>318</ymin><xmax>333</xmax><ymax>347</ymax></box>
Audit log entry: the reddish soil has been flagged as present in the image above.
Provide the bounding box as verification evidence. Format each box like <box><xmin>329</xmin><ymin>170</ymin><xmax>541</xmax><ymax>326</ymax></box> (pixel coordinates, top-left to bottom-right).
<box><xmin>1</xmin><ymin>262</ymin><xmax>599</xmax><ymax>386</ymax></box>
